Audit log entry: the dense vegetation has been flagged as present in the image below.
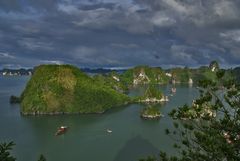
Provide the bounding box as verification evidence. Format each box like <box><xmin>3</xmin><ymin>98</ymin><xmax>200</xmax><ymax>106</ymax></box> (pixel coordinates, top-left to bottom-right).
<box><xmin>93</xmin><ymin>71</ymin><xmax>128</xmax><ymax>93</ymax></box>
<box><xmin>140</xmin><ymin>65</ymin><xmax>240</xmax><ymax>160</ymax></box>
<box><xmin>120</xmin><ymin>66</ymin><xmax>169</xmax><ymax>86</ymax></box>
<box><xmin>166</xmin><ymin>63</ymin><xmax>218</xmax><ymax>84</ymax></box>
<box><xmin>5</xmin><ymin>61</ymin><xmax>240</xmax><ymax>160</ymax></box>
<box><xmin>232</xmin><ymin>67</ymin><xmax>240</xmax><ymax>82</ymax></box>
<box><xmin>167</xmin><ymin>67</ymin><xmax>192</xmax><ymax>83</ymax></box>
<box><xmin>20</xmin><ymin>61</ymin><xmax>237</xmax><ymax>115</ymax></box>
<box><xmin>0</xmin><ymin>142</ymin><xmax>46</xmax><ymax>161</ymax></box>
<box><xmin>0</xmin><ymin>142</ymin><xmax>16</xmax><ymax>161</ymax></box>
<box><xmin>141</xmin><ymin>106</ymin><xmax>161</xmax><ymax>119</ymax></box>
<box><xmin>141</xmin><ymin>85</ymin><xmax>163</xmax><ymax>100</ymax></box>
<box><xmin>20</xmin><ymin>65</ymin><xmax>130</xmax><ymax>114</ymax></box>
<box><xmin>111</xmin><ymin>61</ymin><xmax>234</xmax><ymax>87</ymax></box>
<box><xmin>91</xmin><ymin>66</ymin><xmax>170</xmax><ymax>92</ymax></box>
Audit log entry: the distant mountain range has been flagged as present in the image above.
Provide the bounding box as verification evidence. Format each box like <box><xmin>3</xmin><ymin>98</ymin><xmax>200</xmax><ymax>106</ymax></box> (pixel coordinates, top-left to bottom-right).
<box><xmin>11</xmin><ymin>61</ymin><xmax>240</xmax><ymax>115</ymax></box>
<box><xmin>0</xmin><ymin>67</ymin><xmax>127</xmax><ymax>76</ymax></box>
<box><xmin>1</xmin><ymin>65</ymin><xmax>240</xmax><ymax>77</ymax></box>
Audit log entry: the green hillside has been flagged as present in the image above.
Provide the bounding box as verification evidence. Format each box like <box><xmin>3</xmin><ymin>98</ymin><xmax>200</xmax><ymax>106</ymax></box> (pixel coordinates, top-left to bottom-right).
<box><xmin>232</xmin><ymin>67</ymin><xmax>240</xmax><ymax>82</ymax></box>
<box><xmin>142</xmin><ymin>84</ymin><xmax>163</xmax><ymax>100</ymax></box>
<box><xmin>168</xmin><ymin>67</ymin><xmax>192</xmax><ymax>83</ymax></box>
<box><xmin>20</xmin><ymin>65</ymin><xmax>130</xmax><ymax>115</ymax></box>
<box><xmin>93</xmin><ymin>71</ymin><xmax>128</xmax><ymax>93</ymax></box>
<box><xmin>120</xmin><ymin>66</ymin><xmax>169</xmax><ymax>86</ymax></box>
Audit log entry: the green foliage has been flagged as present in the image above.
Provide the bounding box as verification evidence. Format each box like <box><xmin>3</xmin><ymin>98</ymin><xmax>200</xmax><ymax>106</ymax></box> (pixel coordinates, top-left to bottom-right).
<box><xmin>166</xmin><ymin>63</ymin><xmax>230</xmax><ymax>84</ymax></box>
<box><xmin>120</xmin><ymin>66</ymin><xmax>169</xmax><ymax>86</ymax></box>
<box><xmin>119</xmin><ymin>68</ymin><xmax>135</xmax><ymax>86</ymax></box>
<box><xmin>191</xmin><ymin>67</ymin><xmax>216</xmax><ymax>83</ymax></box>
<box><xmin>141</xmin><ymin>64</ymin><xmax>240</xmax><ymax>161</ymax></box>
<box><xmin>139</xmin><ymin>156</ymin><xmax>157</xmax><ymax>161</ymax></box>
<box><xmin>141</xmin><ymin>106</ymin><xmax>161</xmax><ymax>116</ymax></box>
<box><xmin>0</xmin><ymin>142</ymin><xmax>47</xmax><ymax>161</ymax></box>
<box><xmin>169</xmin><ymin>67</ymin><xmax>191</xmax><ymax>83</ymax></box>
<box><xmin>142</xmin><ymin>85</ymin><xmax>163</xmax><ymax>100</ymax></box>
<box><xmin>21</xmin><ymin>65</ymin><xmax>130</xmax><ymax>114</ymax></box>
<box><xmin>232</xmin><ymin>67</ymin><xmax>240</xmax><ymax>82</ymax></box>
<box><xmin>0</xmin><ymin>141</ymin><xmax>16</xmax><ymax>161</ymax></box>
<box><xmin>97</xmin><ymin>62</ymin><xmax>235</xmax><ymax>89</ymax></box>
<box><xmin>93</xmin><ymin>72</ymin><xmax>128</xmax><ymax>93</ymax></box>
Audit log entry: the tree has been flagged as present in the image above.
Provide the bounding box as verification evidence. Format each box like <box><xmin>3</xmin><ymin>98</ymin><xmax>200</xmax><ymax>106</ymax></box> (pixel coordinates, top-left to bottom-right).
<box><xmin>140</xmin><ymin>69</ymin><xmax>240</xmax><ymax>160</ymax></box>
<box><xmin>144</xmin><ymin>84</ymin><xmax>163</xmax><ymax>99</ymax></box>
<box><xmin>0</xmin><ymin>142</ymin><xmax>47</xmax><ymax>161</ymax></box>
<box><xmin>0</xmin><ymin>141</ymin><xmax>16</xmax><ymax>161</ymax></box>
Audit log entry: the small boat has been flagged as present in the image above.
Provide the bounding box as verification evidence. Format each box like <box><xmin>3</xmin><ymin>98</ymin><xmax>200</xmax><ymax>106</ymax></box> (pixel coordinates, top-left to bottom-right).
<box><xmin>171</xmin><ymin>87</ymin><xmax>176</xmax><ymax>93</ymax></box>
<box><xmin>107</xmin><ymin>129</ymin><xmax>112</xmax><ymax>133</ymax></box>
<box><xmin>55</xmin><ymin>126</ymin><xmax>69</xmax><ymax>136</ymax></box>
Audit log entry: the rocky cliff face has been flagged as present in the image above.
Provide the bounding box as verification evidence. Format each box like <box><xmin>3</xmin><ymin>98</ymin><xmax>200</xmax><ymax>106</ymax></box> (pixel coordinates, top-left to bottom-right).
<box><xmin>133</xmin><ymin>69</ymin><xmax>150</xmax><ymax>85</ymax></box>
<box><xmin>121</xmin><ymin>66</ymin><xmax>169</xmax><ymax>86</ymax></box>
<box><xmin>209</xmin><ymin>61</ymin><xmax>219</xmax><ymax>72</ymax></box>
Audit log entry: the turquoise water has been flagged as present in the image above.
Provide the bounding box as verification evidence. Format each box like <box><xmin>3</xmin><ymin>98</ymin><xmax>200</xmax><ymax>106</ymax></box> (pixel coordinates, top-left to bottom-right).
<box><xmin>0</xmin><ymin>76</ymin><xmax>198</xmax><ymax>161</ymax></box>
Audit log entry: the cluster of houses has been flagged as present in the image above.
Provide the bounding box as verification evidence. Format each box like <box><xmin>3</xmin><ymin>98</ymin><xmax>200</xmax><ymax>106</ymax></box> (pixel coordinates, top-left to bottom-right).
<box><xmin>0</xmin><ymin>69</ymin><xmax>33</xmax><ymax>76</ymax></box>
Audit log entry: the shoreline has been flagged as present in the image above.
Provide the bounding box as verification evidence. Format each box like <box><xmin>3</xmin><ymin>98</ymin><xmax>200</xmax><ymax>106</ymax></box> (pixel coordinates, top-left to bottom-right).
<box><xmin>140</xmin><ymin>113</ymin><xmax>162</xmax><ymax>119</ymax></box>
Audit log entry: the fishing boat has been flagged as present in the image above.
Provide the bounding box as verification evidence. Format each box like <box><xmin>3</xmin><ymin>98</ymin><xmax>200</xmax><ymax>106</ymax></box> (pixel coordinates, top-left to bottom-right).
<box><xmin>55</xmin><ymin>126</ymin><xmax>69</xmax><ymax>136</ymax></box>
<box><xmin>171</xmin><ymin>87</ymin><xmax>176</xmax><ymax>93</ymax></box>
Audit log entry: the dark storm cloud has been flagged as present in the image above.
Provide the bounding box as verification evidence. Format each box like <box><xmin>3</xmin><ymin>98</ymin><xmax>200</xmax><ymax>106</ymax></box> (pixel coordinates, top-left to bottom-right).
<box><xmin>0</xmin><ymin>0</ymin><xmax>240</xmax><ymax>68</ymax></box>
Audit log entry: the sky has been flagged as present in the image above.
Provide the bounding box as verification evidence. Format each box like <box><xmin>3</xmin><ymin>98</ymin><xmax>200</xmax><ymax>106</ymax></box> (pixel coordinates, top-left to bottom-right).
<box><xmin>0</xmin><ymin>0</ymin><xmax>240</xmax><ymax>69</ymax></box>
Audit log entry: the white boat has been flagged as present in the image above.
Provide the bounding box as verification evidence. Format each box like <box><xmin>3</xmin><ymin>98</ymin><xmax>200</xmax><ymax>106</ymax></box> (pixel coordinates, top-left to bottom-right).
<box><xmin>107</xmin><ymin>129</ymin><xmax>112</xmax><ymax>133</ymax></box>
<box><xmin>171</xmin><ymin>87</ymin><xmax>176</xmax><ymax>93</ymax></box>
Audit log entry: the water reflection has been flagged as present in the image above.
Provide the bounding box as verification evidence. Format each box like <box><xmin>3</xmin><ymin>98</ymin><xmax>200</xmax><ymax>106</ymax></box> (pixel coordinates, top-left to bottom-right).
<box><xmin>0</xmin><ymin>77</ymin><xmax>199</xmax><ymax>161</ymax></box>
<box><xmin>114</xmin><ymin>135</ymin><xmax>159</xmax><ymax>161</ymax></box>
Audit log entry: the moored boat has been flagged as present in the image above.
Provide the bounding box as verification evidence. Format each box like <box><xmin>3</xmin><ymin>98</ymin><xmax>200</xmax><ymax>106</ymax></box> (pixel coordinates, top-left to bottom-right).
<box><xmin>55</xmin><ymin>126</ymin><xmax>69</xmax><ymax>136</ymax></box>
<box><xmin>171</xmin><ymin>87</ymin><xmax>176</xmax><ymax>93</ymax></box>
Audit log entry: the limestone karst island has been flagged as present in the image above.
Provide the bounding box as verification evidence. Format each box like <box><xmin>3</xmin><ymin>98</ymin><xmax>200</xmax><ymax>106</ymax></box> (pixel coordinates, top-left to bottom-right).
<box><xmin>17</xmin><ymin>61</ymin><xmax>235</xmax><ymax>117</ymax></box>
<box><xmin>1</xmin><ymin>1</ymin><xmax>240</xmax><ymax>160</ymax></box>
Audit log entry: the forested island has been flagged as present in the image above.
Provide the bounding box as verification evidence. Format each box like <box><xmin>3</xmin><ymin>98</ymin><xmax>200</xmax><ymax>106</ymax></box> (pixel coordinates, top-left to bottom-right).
<box><xmin>140</xmin><ymin>106</ymin><xmax>162</xmax><ymax>119</ymax></box>
<box><xmin>4</xmin><ymin>61</ymin><xmax>240</xmax><ymax>161</ymax></box>
<box><xmin>14</xmin><ymin>61</ymin><xmax>239</xmax><ymax>115</ymax></box>
<box><xmin>20</xmin><ymin>65</ymin><xmax>130</xmax><ymax>115</ymax></box>
<box><xmin>137</xmin><ymin>85</ymin><xmax>168</xmax><ymax>103</ymax></box>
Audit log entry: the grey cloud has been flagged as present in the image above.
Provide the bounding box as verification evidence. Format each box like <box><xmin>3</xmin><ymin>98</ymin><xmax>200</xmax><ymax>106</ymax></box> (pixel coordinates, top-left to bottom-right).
<box><xmin>0</xmin><ymin>0</ymin><xmax>240</xmax><ymax>68</ymax></box>
<box><xmin>220</xmin><ymin>30</ymin><xmax>240</xmax><ymax>42</ymax></box>
<box><xmin>0</xmin><ymin>0</ymin><xmax>22</xmax><ymax>12</ymax></box>
<box><xmin>0</xmin><ymin>52</ymin><xmax>15</xmax><ymax>59</ymax></box>
<box><xmin>110</xmin><ymin>43</ymin><xmax>139</xmax><ymax>49</ymax></box>
<box><xmin>18</xmin><ymin>38</ymin><xmax>54</xmax><ymax>51</ymax></box>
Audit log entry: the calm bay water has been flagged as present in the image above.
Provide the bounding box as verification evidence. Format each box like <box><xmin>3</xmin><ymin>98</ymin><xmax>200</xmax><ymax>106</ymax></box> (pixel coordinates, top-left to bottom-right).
<box><xmin>0</xmin><ymin>76</ymin><xmax>198</xmax><ymax>161</ymax></box>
